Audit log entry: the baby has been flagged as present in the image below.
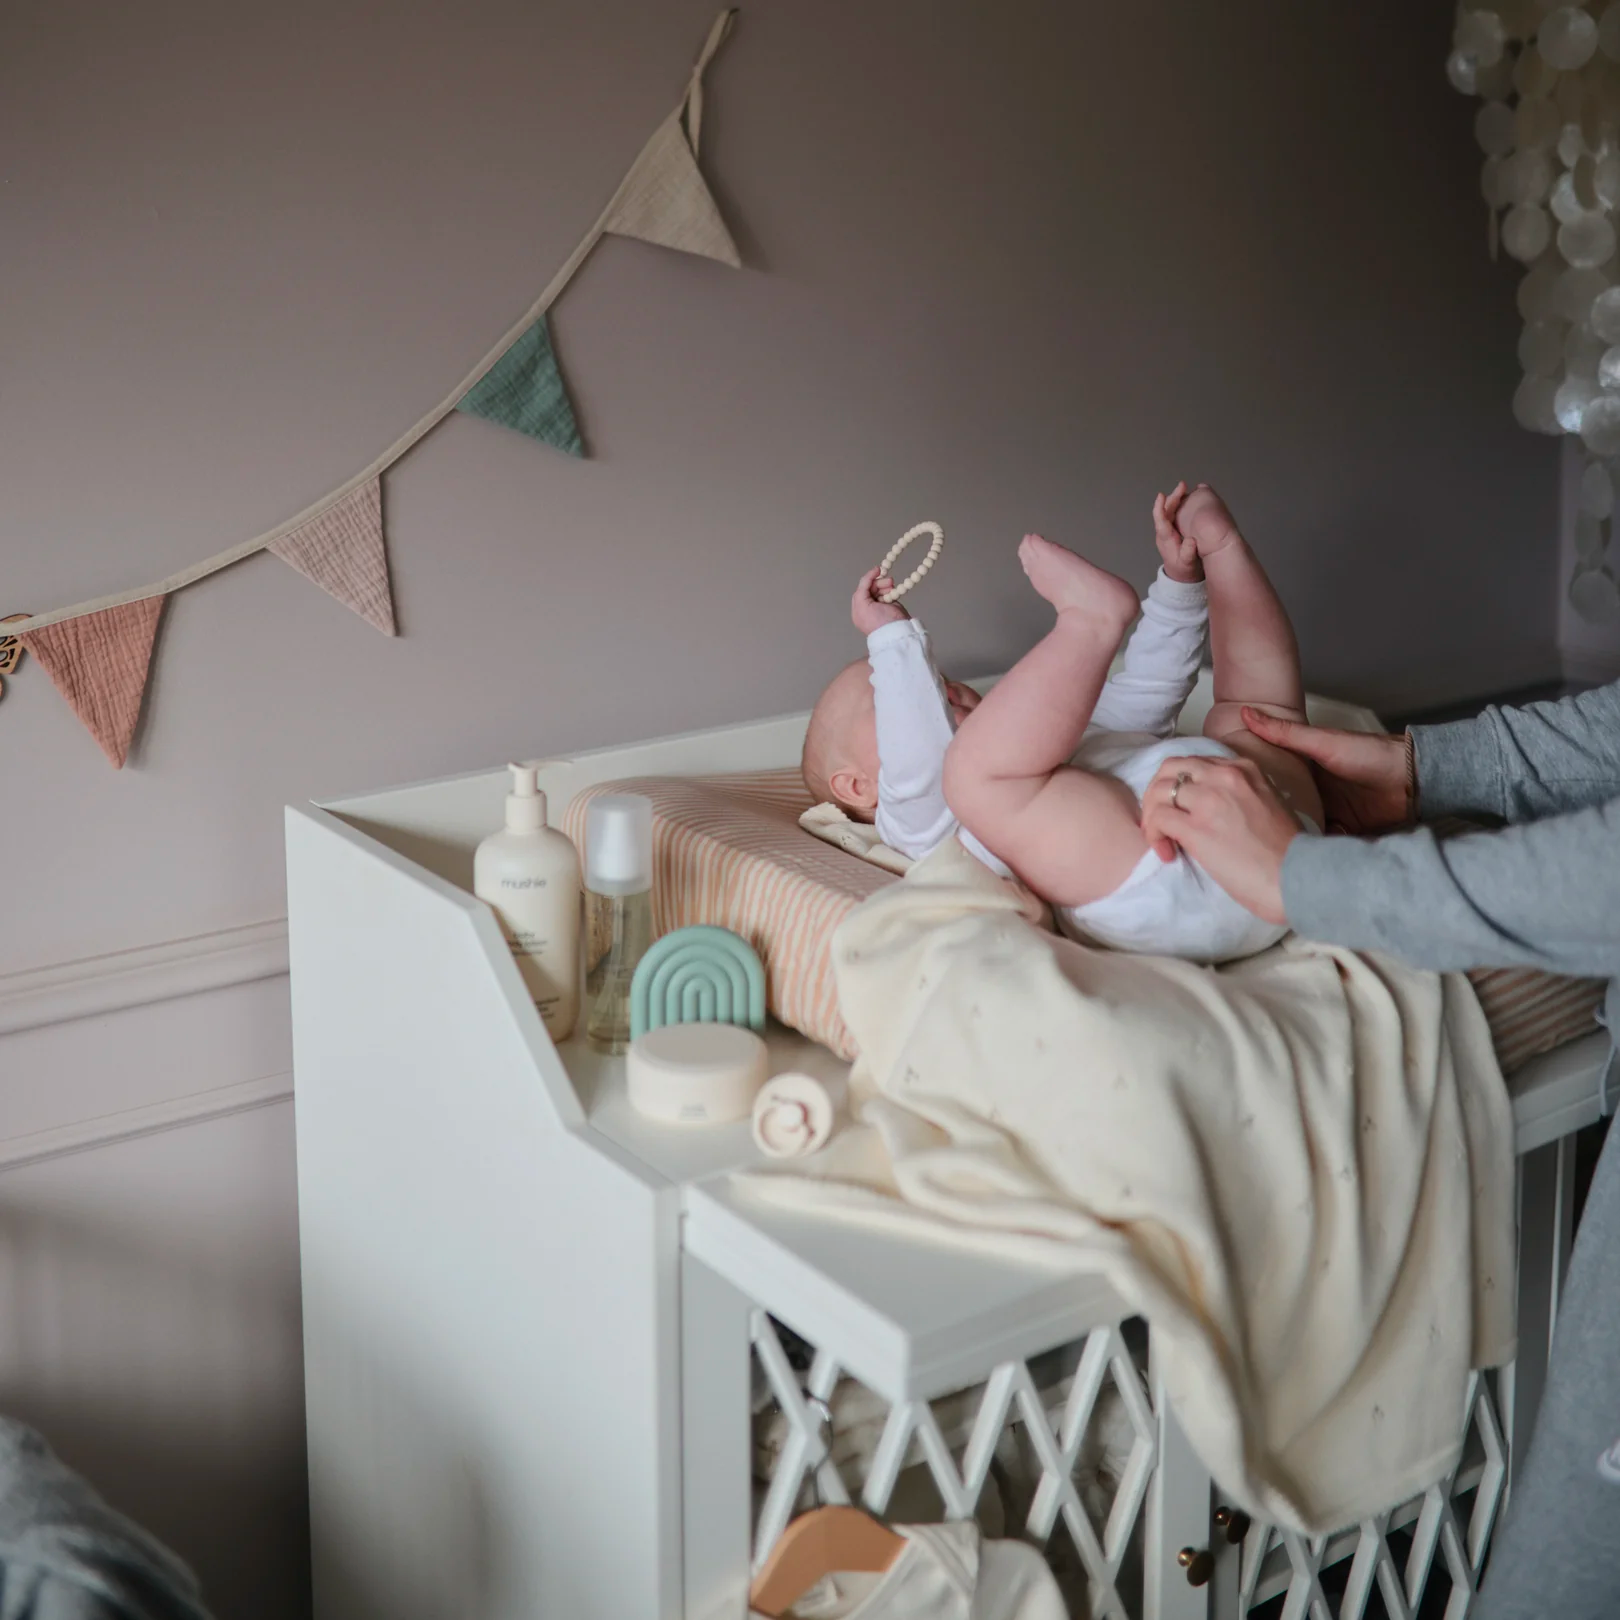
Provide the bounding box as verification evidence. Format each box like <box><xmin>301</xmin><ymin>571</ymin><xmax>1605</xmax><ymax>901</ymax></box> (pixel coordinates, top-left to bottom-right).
<box><xmin>801</xmin><ymin>484</ymin><xmax>1323</xmax><ymax>963</ymax></box>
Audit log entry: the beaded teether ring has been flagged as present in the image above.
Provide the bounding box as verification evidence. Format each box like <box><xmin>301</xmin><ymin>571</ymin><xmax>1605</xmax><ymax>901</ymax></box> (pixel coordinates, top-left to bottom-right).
<box><xmin>877</xmin><ymin>522</ymin><xmax>944</xmax><ymax>603</ymax></box>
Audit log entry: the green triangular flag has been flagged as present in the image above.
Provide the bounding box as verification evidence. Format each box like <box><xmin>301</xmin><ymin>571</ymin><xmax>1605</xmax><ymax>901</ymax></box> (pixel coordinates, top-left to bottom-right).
<box><xmin>456</xmin><ymin>316</ymin><xmax>584</xmax><ymax>456</ymax></box>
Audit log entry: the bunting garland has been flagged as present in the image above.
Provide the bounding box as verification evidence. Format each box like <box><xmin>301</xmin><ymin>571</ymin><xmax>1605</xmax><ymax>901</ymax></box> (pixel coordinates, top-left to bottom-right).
<box><xmin>6</xmin><ymin>9</ymin><xmax>741</xmax><ymax>767</ymax></box>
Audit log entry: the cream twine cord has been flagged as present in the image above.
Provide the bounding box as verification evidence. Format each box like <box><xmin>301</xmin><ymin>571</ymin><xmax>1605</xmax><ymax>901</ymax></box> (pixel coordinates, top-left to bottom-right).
<box><xmin>876</xmin><ymin>521</ymin><xmax>943</xmax><ymax>603</ymax></box>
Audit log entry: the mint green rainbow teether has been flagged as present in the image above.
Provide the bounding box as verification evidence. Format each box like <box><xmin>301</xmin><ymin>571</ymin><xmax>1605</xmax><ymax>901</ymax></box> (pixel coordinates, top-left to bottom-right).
<box><xmin>630</xmin><ymin>925</ymin><xmax>767</xmax><ymax>1042</ymax></box>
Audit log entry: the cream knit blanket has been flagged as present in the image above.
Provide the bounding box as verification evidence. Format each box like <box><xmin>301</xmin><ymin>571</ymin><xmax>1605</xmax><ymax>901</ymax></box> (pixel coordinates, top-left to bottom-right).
<box><xmin>737</xmin><ymin>841</ymin><xmax>1517</xmax><ymax>1533</ymax></box>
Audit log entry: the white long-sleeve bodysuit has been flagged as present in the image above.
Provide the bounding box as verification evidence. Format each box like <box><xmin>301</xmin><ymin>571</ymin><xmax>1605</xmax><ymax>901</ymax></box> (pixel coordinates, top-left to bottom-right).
<box><xmin>867</xmin><ymin>570</ymin><xmax>1293</xmax><ymax>964</ymax></box>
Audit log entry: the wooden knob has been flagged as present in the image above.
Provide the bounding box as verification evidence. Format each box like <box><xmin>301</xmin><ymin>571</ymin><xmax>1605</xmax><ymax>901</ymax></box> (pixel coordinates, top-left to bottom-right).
<box><xmin>1178</xmin><ymin>1546</ymin><xmax>1215</xmax><ymax>1586</ymax></box>
<box><xmin>1214</xmin><ymin>1506</ymin><xmax>1252</xmax><ymax>1544</ymax></box>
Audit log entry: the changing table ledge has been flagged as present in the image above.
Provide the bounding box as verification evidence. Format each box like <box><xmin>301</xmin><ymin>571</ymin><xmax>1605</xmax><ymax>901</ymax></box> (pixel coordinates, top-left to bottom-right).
<box><xmin>682</xmin><ymin>1178</ymin><xmax>1129</xmax><ymax>1405</ymax></box>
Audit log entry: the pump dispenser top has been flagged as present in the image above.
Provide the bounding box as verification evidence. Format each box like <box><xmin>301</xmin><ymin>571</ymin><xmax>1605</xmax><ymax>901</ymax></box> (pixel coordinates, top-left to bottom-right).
<box><xmin>505</xmin><ymin>761</ymin><xmax>548</xmax><ymax>833</ymax></box>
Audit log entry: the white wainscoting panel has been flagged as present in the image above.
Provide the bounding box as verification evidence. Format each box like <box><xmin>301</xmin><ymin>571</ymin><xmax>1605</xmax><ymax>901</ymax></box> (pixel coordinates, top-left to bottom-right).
<box><xmin>0</xmin><ymin>923</ymin><xmax>304</xmax><ymax>1620</ymax></box>
<box><xmin>0</xmin><ymin>920</ymin><xmax>289</xmax><ymax>1038</ymax></box>
<box><xmin>0</xmin><ymin>931</ymin><xmax>292</xmax><ymax>1152</ymax></box>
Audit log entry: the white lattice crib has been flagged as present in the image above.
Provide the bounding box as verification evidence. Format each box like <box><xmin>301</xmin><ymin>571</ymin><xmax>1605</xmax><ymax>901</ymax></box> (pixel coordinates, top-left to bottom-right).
<box><xmin>286</xmin><ymin>682</ymin><xmax>1611</xmax><ymax>1620</ymax></box>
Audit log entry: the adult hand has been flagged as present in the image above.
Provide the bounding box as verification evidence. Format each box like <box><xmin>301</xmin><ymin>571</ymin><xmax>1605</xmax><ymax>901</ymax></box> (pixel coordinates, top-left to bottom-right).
<box><xmin>1238</xmin><ymin>708</ymin><xmax>1412</xmax><ymax>835</ymax></box>
<box><xmin>1141</xmin><ymin>756</ymin><xmax>1302</xmax><ymax>925</ymax></box>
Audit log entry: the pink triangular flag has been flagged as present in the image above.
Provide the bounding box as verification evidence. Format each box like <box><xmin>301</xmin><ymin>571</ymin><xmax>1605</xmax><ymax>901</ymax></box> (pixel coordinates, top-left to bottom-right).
<box><xmin>269</xmin><ymin>477</ymin><xmax>395</xmax><ymax>635</ymax></box>
<box><xmin>23</xmin><ymin>596</ymin><xmax>165</xmax><ymax>769</ymax></box>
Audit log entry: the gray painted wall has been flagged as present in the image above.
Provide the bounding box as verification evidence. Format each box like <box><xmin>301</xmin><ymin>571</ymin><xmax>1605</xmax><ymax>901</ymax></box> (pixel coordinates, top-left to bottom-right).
<box><xmin>2</xmin><ymin>0</ymin><xmax>1558</xmax><ymax>976</ymax></box>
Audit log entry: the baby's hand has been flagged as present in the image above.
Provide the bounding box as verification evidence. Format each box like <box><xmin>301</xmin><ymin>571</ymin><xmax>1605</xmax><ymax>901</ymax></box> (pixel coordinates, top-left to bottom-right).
<box><xmin>1154</xmin><ymin>483</ymin><xmax>1202</xmax><ymax>582</ymax></box>
<box><xmin>852</xmin><ymin>566</ymin><xmax>910</xmax><ymax>635</ymax></box>
<box><xmin>1174</xmin><ymin>482</ymin><xmax>1240</xmax><ymax>558</ymax></box>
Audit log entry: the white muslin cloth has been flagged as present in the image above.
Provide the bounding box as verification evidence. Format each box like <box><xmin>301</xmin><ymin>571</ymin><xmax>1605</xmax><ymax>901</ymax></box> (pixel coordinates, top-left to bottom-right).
<box><xmin>737</xmin><ymin>841</ymin><xmax>1517</xmax><ymax>1534</ymax></box>
<box><xmin>753</xmin><ymin>1072</ymin><xmax>848</xmax><ymax>1157</ymax></box>
<box><xmin>751</xmin><ymin>1521</ymin><xmax>1065</xmax><ymax>1620</ymax></box>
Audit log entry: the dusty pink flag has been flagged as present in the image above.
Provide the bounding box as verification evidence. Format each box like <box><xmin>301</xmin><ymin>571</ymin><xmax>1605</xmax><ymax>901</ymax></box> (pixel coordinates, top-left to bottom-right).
<box><xmin>269</xmin><ymin>477</ymin><xmax>395</xmax><ymax>635</ymax></box>
<box><xmin>23</xmin><ymin>595</ymin><xmax>166</xmax><ymax>769</ymax></box>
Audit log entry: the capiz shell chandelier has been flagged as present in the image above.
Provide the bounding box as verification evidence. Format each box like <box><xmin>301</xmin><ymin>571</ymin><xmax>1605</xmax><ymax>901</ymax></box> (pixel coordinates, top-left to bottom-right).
<box><xmin>1450</xmin><ymin>1</ymin><xmax>1620</xmax><ymax>623</ymax></box>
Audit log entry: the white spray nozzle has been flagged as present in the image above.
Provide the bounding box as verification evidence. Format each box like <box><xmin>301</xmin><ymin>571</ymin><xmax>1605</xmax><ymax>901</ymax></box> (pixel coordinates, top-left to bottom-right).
<box><xmin>586</xmin><ymin>793</ymin><xmax>653</xmax><ymax>894</ymax></box>
<box><xmin>508</xmin><ymin>761</ymin><xmax>541</xmax><ymax>796</ymax></box>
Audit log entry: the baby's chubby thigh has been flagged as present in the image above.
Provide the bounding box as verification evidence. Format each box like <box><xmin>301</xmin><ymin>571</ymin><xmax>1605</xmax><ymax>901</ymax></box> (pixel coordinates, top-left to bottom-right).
<box><xmin>1201</xmin><ymin>699</ymin><xmax>1325</xmax><ymax>831</ymax></box>
<box><xmin>953</xmin><ymin>759</ymin><xmax>1148</xmax><ymax>911</ymax></box>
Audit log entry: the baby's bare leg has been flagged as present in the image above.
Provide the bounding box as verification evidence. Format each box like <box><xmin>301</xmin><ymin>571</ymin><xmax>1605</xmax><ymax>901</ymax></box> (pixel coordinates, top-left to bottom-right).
<box><xmin>1177</xmin><ymin>487</ymin><xmax>1322</xmax><ymax>824</ymax></box>
<box><xmin>943</xmin><ymin>536</ymin><xmax>1152</xmax><ymax>907</ymax></box>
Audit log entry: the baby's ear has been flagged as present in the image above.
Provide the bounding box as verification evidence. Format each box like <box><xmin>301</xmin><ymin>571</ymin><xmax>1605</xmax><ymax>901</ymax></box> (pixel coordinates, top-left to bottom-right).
<box><xmin>830</xmin><ymin>766</ymin><xmax>879</xmax><ymax>816</ymax></box>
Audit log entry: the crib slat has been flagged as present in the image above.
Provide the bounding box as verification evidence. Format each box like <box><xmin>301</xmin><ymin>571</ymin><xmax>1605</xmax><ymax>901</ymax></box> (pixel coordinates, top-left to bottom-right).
<box><xmin>1143</xmin><ymin>1347</ymin><xmax>1214</xmax><ymax>1620</ymax></box>
<box><xmin>681</xmin><ymin>1257</ymin><xmax>754</xmax><ymax>1620</ymax></box>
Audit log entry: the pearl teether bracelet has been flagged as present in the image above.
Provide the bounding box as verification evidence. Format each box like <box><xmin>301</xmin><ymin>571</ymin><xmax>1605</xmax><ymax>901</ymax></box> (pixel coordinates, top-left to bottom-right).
<box><xmin>877</xmin><ymin>522</ymin><xmax>944</xmax><ymax>603</ymax></box>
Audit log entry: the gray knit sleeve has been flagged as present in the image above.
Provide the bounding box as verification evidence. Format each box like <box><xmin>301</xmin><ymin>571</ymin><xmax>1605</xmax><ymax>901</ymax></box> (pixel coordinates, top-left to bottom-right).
<box><xmin>1281</xmin><ymin>798</ymin><xmax>1620</xmax><ymax>981</ymax></box>
<box><xmin>1412</xmin><ymin>679</ymin><xmax>1620</xmax><ymax>823</ymax></box>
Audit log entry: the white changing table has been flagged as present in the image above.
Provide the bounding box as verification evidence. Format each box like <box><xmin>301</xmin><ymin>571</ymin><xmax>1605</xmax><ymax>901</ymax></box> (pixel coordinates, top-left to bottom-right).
<box><xmin>286</xmin><ymin>690</ymin><xmax>1608</xmax><ymax>1620</ymax></box>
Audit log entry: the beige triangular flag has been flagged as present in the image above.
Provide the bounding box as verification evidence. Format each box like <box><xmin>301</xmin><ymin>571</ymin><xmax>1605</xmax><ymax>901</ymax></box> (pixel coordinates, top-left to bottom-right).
<box><xmin>23</xmin><ymin>595</ymin><xmax>165</xmax><ymax>769</ymax></box>
<box><xmin>602</xmin><ymin>110</ymin><xmax>741</xmax><ymax>268</ymax></box>
<box><xmin>269</xmin><ymin>477</ymin><xmax>395</xmax><ymax>635</ymax></box>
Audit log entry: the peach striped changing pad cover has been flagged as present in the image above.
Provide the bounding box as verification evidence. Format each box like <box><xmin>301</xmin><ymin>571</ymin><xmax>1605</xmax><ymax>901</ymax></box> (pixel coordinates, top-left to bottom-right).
<box><xmin>562</xmin><ymin>770</ymin><xmax>1606</xmax><ymax>1072</ymax></box>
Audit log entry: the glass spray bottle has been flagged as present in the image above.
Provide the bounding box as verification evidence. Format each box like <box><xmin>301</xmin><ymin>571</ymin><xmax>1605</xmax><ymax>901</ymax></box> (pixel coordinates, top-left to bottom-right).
<box><xmin>584</xmin><ymin>794</ymin><xmax>655</xmax><ymax>1054</ymax></box>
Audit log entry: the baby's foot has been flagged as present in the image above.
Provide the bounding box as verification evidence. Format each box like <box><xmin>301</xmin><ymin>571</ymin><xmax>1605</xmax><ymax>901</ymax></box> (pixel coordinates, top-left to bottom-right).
<box><xmin>1019</xmin><ymin>534</ymin><xmax>1138</xmax><ymax>628</ymax></box>
<box><xmin>1175</xmin><ymin>483</ymin><xmax>1242</xmax><ymax>558</ymax></box>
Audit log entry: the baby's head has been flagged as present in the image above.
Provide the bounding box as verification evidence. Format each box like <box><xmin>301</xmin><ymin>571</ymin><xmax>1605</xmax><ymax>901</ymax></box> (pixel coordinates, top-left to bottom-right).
<box><xmin>802</xmin><ymin>659</ymin><xmax>980</xmax><ymax>821</ymax></box>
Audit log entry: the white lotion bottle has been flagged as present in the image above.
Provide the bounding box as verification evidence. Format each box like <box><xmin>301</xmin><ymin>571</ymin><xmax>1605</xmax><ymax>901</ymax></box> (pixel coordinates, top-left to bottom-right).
<box><xmin>474</xmin><ymin>762</ymin><xmax>582</xmax><ymax>1041</ymax></box>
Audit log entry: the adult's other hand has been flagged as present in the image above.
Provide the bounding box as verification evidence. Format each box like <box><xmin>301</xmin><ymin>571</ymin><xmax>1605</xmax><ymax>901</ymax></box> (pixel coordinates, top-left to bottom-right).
<box><xmin>1141</xmin><ymin>756</ymin><xmax>1302</xmax><ymax>924</ymax></box>
<box><xmin>1239</xmin><ymin>708</ymin><xmax>1412</xmax><ymax>835</ymax></box>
